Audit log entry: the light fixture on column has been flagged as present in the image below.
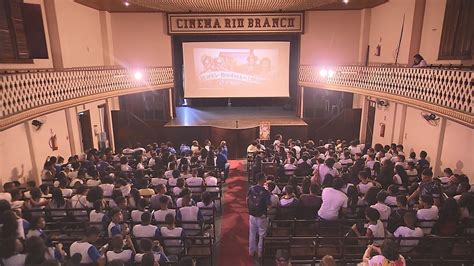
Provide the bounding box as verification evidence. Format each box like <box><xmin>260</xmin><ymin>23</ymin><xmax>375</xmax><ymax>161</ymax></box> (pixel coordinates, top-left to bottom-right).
<box><xmin>343</xmin><ymin>0</ymin><xmax>350</xmax><ymax>4</ymax></box>
<box><xmin>123</xmin><ymin>0</ymin><xmax>130</xmax><ymax>7</ymax></box>
<box><xmin>134</xmin><ymin>70</ymin><xmax>143</xmax><ymax>80</ymax></box>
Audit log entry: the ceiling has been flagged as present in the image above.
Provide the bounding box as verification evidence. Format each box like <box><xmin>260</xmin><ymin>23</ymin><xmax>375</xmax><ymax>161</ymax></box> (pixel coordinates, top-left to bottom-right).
<box><xmin>74</xmin><ymin>0</ymin><xmax>388</xmax><ymax>12</ymax></box>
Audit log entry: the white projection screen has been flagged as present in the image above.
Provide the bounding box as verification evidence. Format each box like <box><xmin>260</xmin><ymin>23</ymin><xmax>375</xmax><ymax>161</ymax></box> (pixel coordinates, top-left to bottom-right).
<box><xmin>183</xmin><ymin>42</ymin><xmax>290</xmax><ymax>98</ymax></box>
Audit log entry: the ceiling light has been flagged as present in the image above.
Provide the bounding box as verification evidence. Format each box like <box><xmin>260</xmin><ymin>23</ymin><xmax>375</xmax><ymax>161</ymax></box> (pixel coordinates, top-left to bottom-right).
<box><xmin>123</xmin><ymin>1</ymin><xmax>130</xmax><ymax>7</ymax></box>
<box><xmin>343</xmin><ymin>0</ymin><xmax>349</xmax><ymax>4</ymax></box>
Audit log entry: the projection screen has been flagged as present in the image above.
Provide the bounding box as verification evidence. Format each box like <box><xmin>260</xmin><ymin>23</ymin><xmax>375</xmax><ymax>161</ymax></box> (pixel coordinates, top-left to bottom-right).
<box><xmin>183</xmin><ymin>42</ymin><xmax>290</xmax><ymax>98</ymax></box>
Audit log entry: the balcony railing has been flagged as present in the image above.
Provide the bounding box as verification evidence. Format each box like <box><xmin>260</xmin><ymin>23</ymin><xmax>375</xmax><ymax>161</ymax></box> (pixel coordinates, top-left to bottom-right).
<box><xmin>1</xmin><ymin>65</ymin><xmax>472</xmax><ymax>131</ymax></box>
<box><xmin>299</xmin><ymin>65</ymin><xmax>473</xmax><ymax>127</ymax></box>
<box><xmin>0</xmin><ymin>66</ymin><xmax>174</xmax><ymax>130</ymax></box>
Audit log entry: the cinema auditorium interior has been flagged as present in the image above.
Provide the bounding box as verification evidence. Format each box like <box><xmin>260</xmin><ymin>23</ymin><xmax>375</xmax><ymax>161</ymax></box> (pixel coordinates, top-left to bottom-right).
<box><xmin>0</xmin><ymin>0</ymin><xmax>473</xmax><ymax>265</ymax></box>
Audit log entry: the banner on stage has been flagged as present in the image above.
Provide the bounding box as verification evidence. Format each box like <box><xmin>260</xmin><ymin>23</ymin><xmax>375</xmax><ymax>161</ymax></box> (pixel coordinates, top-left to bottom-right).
<box><xmin>259</xmin><ymin>121</ymin><xmax>271</xmax><ymax>141</ymax></box>
<box><xmin>168</xmin><ymin>13</ymin><xmax>304</xmax><ymax>34</ymax></box>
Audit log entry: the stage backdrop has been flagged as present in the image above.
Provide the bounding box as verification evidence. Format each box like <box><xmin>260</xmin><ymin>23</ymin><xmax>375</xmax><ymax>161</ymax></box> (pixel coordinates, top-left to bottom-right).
<box><xmin>183</xmin><ymin>41</ymin><xmax>290</xmax><ymax>98</ymax></box>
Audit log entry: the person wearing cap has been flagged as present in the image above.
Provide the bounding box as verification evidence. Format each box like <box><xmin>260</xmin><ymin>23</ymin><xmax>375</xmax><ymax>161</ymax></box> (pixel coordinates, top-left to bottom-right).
<box><xmin>275</xmin><ymin>249</ymin><xmax>292</xmax><ymax>266</ymax></box>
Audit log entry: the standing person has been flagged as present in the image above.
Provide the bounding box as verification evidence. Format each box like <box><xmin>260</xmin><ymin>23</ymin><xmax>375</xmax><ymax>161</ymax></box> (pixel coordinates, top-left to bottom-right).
<box><xmin>247</xmin><ymin>173</ymin><xmax>271</xmax><ymax>258</ymax></box>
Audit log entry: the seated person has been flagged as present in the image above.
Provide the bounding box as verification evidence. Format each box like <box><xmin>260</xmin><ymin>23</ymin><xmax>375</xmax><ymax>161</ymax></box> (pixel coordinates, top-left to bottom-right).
<box><xmin>69</xmin><ymin>226</ymin><xmax>106</xmax><ymax>265</ymax></box>
<box><xmin>279</xmin><ymin>185</ymin><xmax>299</xmax><ymax>207</ymax></box>
<box><xmin>131</xmin><ymin>198</ymin><xmax>148</xmax><ymax>223</ymax></box>
<box><xmin>185</xmin><ymin>169</ymin><xmax>204</xmax><ymax>194</ymax></box>
<box><xmin>394</xmin><ymin>211</ymin><xmax>424</xmax><ymax>252</ymax></box>
<box><xmin>1</xmin><ymin>237</ymin><xmax>26</xmax><ymax>266</ymax></box>
<box><xmin>153</xmin><ymin>196</ymin><xmax>176</xmax><ymax>223</ymax></box>
<box><xmin>105</xmin><ymin>235</ymin><xmax>136</xmax><ymax>264</ymax></box>
<box><xmin>132</xmin><ymin>212</ymin><xmax>159</xmax><ymax>239</ymax></box>
<box><xmin>89</xmin><ymin>200</ymin><xmax>109</xmax><ymax>231</ymax></box>
<box><xmin>300</xmin><ymin>184</ymin><xmax>322</xmax><ymax>210</ymax></box>
<box><xmin>352</xmin><ymin>207</ymin><xmax>385</xmax><ymax>246</ymax></box>
<box><xmin>318</xmin><ymin>178</ymin><xmax>348</xmax><ymax>221</ymax></box>
<box><xmin>387</xmin><ymin>195</ymin><xmax>409</xmax><ymax>234</ymax></box>
<box><xmin>196</xmin><ymin>191</ymin><xmax>215</xmax><ymax>222</ymax></box>
<box><xmin>362</xmin><ymin>239</ymin><xmax>406</xmax><ymax>265</ymax></box>
<box><xmin>176</xmin><ymin>195</ymin><xmax>203</xmax><ymax>235</ymax></box>
<box><xmin>157</xmin><ymin>213</ymin><xmax>186</xmax><ymax>255</ymax></box>
<box><xmin>107</xmin><ymin>207</ymin><xmax>128</xmax><ymax>237</ymax></box>
<box><xmin>370</xmin><ymin>191</ymin><xmax>391</xmax><ymax>225</ymax></box>
<box><xmin>26</xmin><ymin>216</ymin><xmax>47</xmax><ymax>241</ymax></box>
<box><xmin>150</xmin><ymin>184</ymin><xmax>172</xmax><ymax>210</ymax></box>
<box><xmin>357</xmin><ymin>171</ymin><xmax>375</xmax><ymax>196</ymax></box>
<box><xmin>416</xmin><ymin>195</ymin><xmax>439</xmax><ymax>235</ymax></box>
<box><xmin>385</xmin><ymin>185</ymin><xmax>398</xmax><ymax>206</ymax></box>
<box><xmin>134</xmin><ymin>238</ymin><xmax>169</xmax><ymax>264</ymax></box>
<box><xmin>173</xmin><ymin>178</ymin><xmax>185</xmax><ymax>197</ymax></box>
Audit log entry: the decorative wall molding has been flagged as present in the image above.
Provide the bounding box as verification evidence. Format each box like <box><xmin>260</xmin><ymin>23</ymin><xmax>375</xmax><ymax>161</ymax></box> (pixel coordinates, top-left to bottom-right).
<box><xmin>0</xmin><ymin>67</ymin><xmax>174</xmax><ymax>131</ymax></box>
<box><xmin>299</xmin><ymin>65</ymin><xmax>474</xmax><ymax>128</ymax></box>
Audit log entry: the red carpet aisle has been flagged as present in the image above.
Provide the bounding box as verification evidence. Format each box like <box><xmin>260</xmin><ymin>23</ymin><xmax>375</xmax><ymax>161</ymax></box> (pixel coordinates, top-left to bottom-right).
<box><xmin>219</xmin><ymin>160</ymin><xmax>253</xmax><ymax>266</ymax></box>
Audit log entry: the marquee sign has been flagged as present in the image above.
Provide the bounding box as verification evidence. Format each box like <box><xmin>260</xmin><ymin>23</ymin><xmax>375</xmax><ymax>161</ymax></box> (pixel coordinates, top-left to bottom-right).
<box><xmin>167</xmin><ymin>13</ymin><xmax>304</xmax><ymax>34</ymax></box>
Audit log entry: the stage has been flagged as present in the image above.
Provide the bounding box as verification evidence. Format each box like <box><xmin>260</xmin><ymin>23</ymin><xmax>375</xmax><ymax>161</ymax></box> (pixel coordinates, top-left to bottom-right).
<box><xmin>162</xmin><ymin>107</ymin><xmax>307</xmax><ymax>158</ymax></box>
<box><xmin>165</xmin><ymin>107</ymin><xmax>307</xmax><ymax>129</ymax></box>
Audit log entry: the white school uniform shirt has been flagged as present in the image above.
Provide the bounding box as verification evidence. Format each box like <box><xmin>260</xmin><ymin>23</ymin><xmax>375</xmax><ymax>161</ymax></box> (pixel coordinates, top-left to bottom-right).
<box><xmin>99</xmin><ymin>183</ymin><xmax>114</xmax><ymax>197</ymax></box>
<box><xmin>393</xmin><ymin>174</ymin><xmax>402</xmax><ymax>185</ymax></box>
<box><xmin>151</xmin><ymin>178</ymin><xmax>168</xmax><ymax>186</ymax></box>
<box><xmin>385</xmin><ymin>196</ymin><xmax>397</xmax><ymax>206</ymax></box>
<box><xmin>2</xmin><ymin>254</ymin><xmax>26</xmax><ymax>266</ymax></box>
<box><xmin>133</xmin><ymin>224</ymin><xmax>158</xmax><ymax>238</ymax></box>
<box><xmin>131</xmin><ymin>210</ymin><xmax>145</xmax><ymax>222</ymax></box>
<box><xmin>154</xmin><ymin>209</ymin><xmax>175</xmax><ymax>222</ymax></box>
<box><xmin>348</xmin><ymin>146</ymin><xmax>361</xmax><ymax>155</ymax></box>
<box><xmin>69</xmin><ymin>241</ymin><xmax>99</xmax><ymax>264</ymax></box>
<box><xmin>178</xmin><ymin>206</ymin><xmax>201</xmax><ymax>233</ymax></box>
<box><xmin>120</xmin><ymin>164</ymin><xmax>132</xmax><ymax>172</ymax></box>
<box><xmin>394</xmin><ymin>226</ymin><xmax>424</xmax><ymax>252</ymax></box>
<box><xmin>370</xmin><ymin>202</ymin><xmax>392</xmax><ymax>221</ymax></box>
<box><xmin>357</xmin><ymin>182</ymin><xmax>374</xmax><ymax>195</ymax></box>
<box><xmin>197</xmin><ymin>201</ymin><xmax>214</xmax><ymax>220</ymax></box>
<box><xmin>270</xmin><ymin>194</ymin><xmax>280</xmax><ymax>208</ymax></box>
<box><xmin>186</xmin><ymin>177</ymin><xmax>204</xmax><ymax>193</ymax></box>
<box><xmin>366</xmin><ymin>160</ymin><xmax>376</xmax><ymax>170</ymax></box>
<box><xmin>173</xmin><ymin>187</ymin><xmax>183</xmax><ymax>196</ymax></box>
<box><xmin>417</xmin><ymin>205</ymin><xmax>439</xmax><ymax>235</ymax></box>
<box><xmin>160</xmin><ymin>227</ymin><xmax>185</xmax><ymax>255</ymax></box>
<box><xmin>135</xmin><ymin>252</ymin><xmax>165</xmax><ymax>263</ymax></box>
<box><xmin>106</xmin><ymin>250</ymin><xmax>134</xmax><ymax>263</ymax></box>
<box><xmin>164</xmin><ymin>170</ymin><xmax>174</xmax><ymax>179</ymax></box>
<box><xmin>168</xmin><ymin>177</ymin><xmax>178</xmax><ymax>187</ymax></box>
<box><xmin>318</xmin><ymin>164</ymin><xmax>339</xmax><ymax>184</ymax></box>
<box><xmin>205</xmin><ymin>176</ymin><xmax>219</xmax><ymax>192</ymax></box>
<box><xmin>369</xmin><ymin>255</ymin><xmax>406</xmax><ymax>266</ymax></box>
<box><xmin>60</xmin><ymin>188</ymin><xmax>73</xmax><ymax>197</ymax></box>
<box><xmin>86</xmin><ymin>179</ymin><xmax>101</xmax><ymax>187</ymax></box>
<box><xmin>367</xmin><ymin>220</ymin><xmax>385</xmax><ymax>246</ymax></box>
<box><xmin>318</xmin><ymin>188</ymin><xmax>348</xmax><ymax>221</ymax></box>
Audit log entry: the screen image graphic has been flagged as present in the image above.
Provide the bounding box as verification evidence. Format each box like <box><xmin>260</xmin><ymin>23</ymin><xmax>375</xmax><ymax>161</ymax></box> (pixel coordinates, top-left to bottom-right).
<box><xmin>183</xmin><ymin>42</ymin><xmax>290</xmax><ymax>98</ymax></box>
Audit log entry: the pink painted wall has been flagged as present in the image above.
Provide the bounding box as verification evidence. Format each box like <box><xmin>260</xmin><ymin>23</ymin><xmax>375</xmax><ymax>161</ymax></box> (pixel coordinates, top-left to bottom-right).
<box><xmin>300</xmin><ymin>10</ymin><xmax>362</xmax><ymax>66</ymax></box>
<box><xmin>440</xmin><ymin>120</ymin><xmax>474</xmax><ymax>180</ymax></box>
<box><xmin>368</xmin><ymin>0</ymin><xmax>416</xmax><ymax>64</ymax></box>
<box><xmin>110</xmin><ymin>13</ymin><xmax>172</xmax><ymax>68</ymax></box>
<box><xmin>53</xmin><ymin>0</ymin><xmax>105</xmax><ymax>68</ymax></box>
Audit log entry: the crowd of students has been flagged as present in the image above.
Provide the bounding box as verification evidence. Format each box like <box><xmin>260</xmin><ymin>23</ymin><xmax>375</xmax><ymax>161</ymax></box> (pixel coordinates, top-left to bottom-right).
<box><xmin>247</xmin><ymin>135</ymin><xmax>473</xmax><ymax>265</ymax></box>
<box><xmin>0</xmin><ymin>140</ymin><xmax>227</xmax><ymax>266</ymax></box>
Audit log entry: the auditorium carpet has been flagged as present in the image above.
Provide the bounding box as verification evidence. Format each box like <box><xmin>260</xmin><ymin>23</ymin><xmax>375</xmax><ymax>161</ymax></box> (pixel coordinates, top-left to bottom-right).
<box><xmin>218</xmin><ymin>160</ymin><xmax>253</xmax><ymax>266</ymax></box>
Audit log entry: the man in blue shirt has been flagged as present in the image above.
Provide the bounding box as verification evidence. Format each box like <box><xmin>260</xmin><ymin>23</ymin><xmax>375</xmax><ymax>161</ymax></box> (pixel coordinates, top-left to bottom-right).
<box><xmin>247</xmin><ymin>173</ymin><xmax>271</xmax><ymax>258</ymax></box>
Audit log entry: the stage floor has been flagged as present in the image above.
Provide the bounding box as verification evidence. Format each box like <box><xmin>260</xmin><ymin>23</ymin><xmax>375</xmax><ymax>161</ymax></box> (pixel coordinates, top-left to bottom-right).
<box><xmin>165</xmin><ymin>107</ymin><xmax>307</xmax><ymax>129</ymax></box>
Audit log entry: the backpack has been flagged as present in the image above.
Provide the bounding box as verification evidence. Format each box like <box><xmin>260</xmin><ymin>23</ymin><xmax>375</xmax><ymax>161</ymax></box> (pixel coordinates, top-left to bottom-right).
<box><xmin>247</xmin><ymin>186</ymin><xmax>266</xmax><ymax>217</ymax></box>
